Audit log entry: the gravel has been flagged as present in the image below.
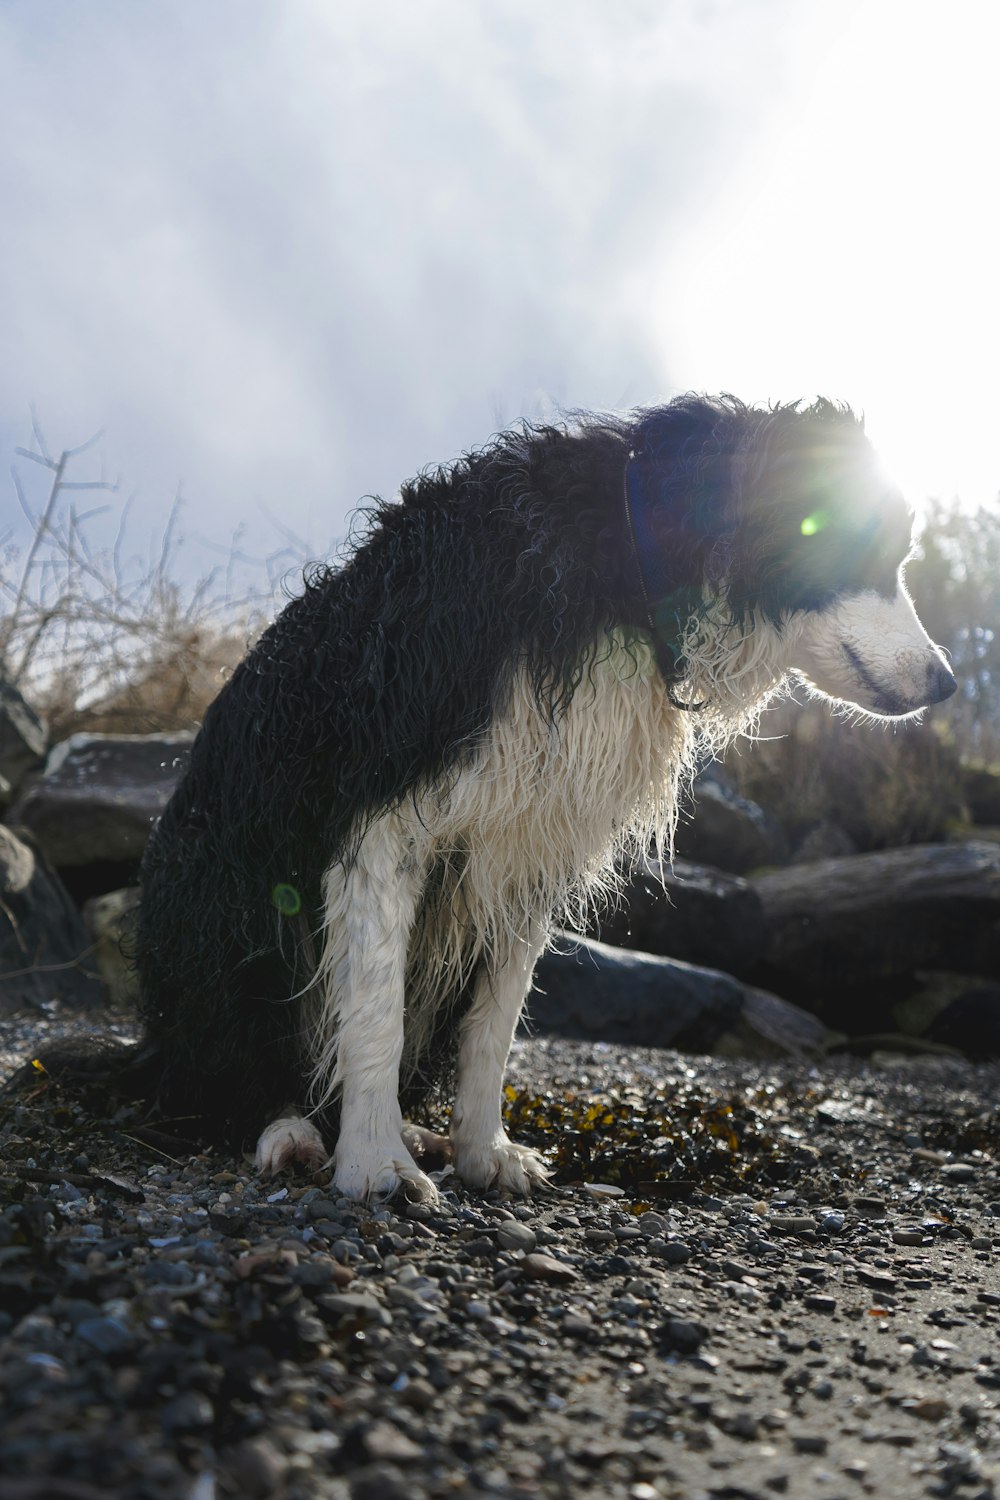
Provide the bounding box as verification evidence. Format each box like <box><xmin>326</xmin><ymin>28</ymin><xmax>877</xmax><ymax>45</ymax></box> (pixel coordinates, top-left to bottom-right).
<box><xmin>2</xmin><ymin>1018</ymin><xmax>1000</xmax><ymax>1499</ymax></box>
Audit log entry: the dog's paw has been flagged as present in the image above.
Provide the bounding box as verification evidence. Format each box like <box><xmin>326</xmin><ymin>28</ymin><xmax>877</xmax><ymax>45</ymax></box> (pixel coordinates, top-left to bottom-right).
<box><xmin>255</xmin><ymin>1115</ymin><xmax>329</xmax><ymax>1175</ymax></box>
<box><xmin>333</xmin><ymin>1142</ymin><xmax>439</xmax><ymax>1205</ymax></box>
<box><xmin>400</xmin><ymin>1122</ymin><xmax>454</xmax><ymax>1166</ymax></box>
<box><xmin>453</xmin><ymin>1132</ymin><xmax>550</xmax><ymax>1196</ymax></box>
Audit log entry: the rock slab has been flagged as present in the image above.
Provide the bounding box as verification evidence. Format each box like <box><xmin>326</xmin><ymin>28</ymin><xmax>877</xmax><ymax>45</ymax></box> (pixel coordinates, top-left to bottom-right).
<box><xmin>0</xmin><ymin>824</ymin><xmax>106</xmax><ymax>1013</ymax></box>
<box><xmin>529</xmin><ymin>933</ymin><xmax>825</xmax><ymax>1058</ymax></box>
<box><xmin>9</xmin><ymin>731</ymin><xmax>192</xmax><ymax>867</ymax></box>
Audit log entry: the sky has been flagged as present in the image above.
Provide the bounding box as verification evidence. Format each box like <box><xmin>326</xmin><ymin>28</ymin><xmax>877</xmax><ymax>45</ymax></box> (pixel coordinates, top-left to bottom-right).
<box><xmin>2</xmin><ymin>0</ymin><xmax>999</xmax><ymax>588</ymax></box>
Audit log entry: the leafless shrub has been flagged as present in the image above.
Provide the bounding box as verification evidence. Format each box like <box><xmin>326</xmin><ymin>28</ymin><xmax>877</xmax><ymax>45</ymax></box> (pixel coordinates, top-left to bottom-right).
<box><xmin>1</xmin><ymin>418</ymin><xmax>299</xmax><ymax>739</ymax></box>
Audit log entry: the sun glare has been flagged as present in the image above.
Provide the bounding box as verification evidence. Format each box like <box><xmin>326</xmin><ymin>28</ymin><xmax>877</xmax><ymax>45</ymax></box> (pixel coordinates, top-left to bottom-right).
<box><xmin>653</xmin><ymin>0</ymin><xmax>1000</xmax><ymax>515</ymax></box>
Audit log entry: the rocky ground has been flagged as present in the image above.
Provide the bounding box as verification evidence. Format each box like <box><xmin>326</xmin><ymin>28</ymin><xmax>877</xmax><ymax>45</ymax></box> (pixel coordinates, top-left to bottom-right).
<box><xmin>2</xmin><ymin>1011</ymin><xmax>1000</xmax><ymax>1500</ymax></box>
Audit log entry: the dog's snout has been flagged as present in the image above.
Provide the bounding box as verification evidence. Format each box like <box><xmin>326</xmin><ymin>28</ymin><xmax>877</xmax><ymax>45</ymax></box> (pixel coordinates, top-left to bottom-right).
<box><xmin>927</xmin><ymin>659</ymin><xmax>957</xmax><ymax>704</ymax></box>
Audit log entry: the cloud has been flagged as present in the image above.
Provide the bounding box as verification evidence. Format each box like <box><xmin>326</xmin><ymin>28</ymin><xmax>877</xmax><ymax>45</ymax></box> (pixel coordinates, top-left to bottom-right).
<box><xmin>1</xmin><ymin>0</ymin><xmax>809</xmax><ymax>564</ymax></box>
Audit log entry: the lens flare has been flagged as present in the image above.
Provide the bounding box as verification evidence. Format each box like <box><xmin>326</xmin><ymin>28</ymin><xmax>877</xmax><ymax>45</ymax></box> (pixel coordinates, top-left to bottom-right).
<box><xmin>272</xmin><ymin>882</ymin><xmax>302</xmax><ymax>916</ymax></box>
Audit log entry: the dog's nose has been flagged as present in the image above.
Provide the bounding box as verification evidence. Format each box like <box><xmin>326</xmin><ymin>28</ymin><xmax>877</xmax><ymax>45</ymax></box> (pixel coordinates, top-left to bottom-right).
<box><xmin>926</xmin><ymin>659</ymin><xmax>957</xmax><ymax>704</ymax></box>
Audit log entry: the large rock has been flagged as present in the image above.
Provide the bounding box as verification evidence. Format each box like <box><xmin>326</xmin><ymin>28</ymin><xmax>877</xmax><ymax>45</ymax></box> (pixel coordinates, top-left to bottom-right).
<box><xmin>751</xmin><ymin>841</ymin><xmax>1000</xmax><ymax>1023</ymax></box>
<box><xmin>673</xmin><ymin>766</ymin><xmax>786</xmax><ymax>874</ymax></box>
<box><xmin>0</xmin><ymin>824</ymin><xmax>107</xmax><ymax>1014</ymax></box>
<box><xmin>962</xmin><ymin>766</ymin><xmax>1000</xmax><ymax>826</ymax></box>
<box><xmin>528</xmin><ymin>934</ymin><xmax>826</xmax><ymax>1060</ymax></box>
<box><xmin>8</xmin><ymin>732</ymin><xmax>192</xmax><ymax>868</ymax></box>
<box><xmin>895</xmin><ymin>970</ymin><xmax>1000</xmax><ymax>1057</ymax></box>
<box><xmin>591</xmin><ymin>858</ymin><xmax>766</xmax><ymax>977</ymax></box>
<box><xmin>82</xmin><ymin>887</ymin><xmax>140</xmax><ymax>1008</ymax></box>
<box><xmin>0</xmin><ymin>677</ymin><xmax>47</xmax><ymax>804</ymax></box>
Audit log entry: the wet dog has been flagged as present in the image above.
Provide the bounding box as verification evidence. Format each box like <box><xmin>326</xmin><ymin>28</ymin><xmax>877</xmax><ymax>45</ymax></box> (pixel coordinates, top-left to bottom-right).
<box><xmin>132</xmin><ymin>395</ymin><xmax>954</xmax><ymax>1200</ymax></box>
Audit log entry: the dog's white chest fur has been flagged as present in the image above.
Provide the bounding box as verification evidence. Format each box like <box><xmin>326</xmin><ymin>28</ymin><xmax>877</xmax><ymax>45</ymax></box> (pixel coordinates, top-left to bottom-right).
<box><xmin>421</xmin><ymin>633</ymin><xmax>689</xmax><ymax>932</ymax></box>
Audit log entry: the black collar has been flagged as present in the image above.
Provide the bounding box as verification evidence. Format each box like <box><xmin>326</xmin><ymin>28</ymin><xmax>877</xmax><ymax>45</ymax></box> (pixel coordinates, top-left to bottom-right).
<box><xmin>623</xmin><ymin>448</ymin><xmax>706</xmax><ymax>711</ymax></box>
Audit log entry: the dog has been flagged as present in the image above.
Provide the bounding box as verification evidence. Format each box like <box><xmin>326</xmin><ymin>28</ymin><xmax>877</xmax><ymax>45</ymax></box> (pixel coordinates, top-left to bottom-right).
<box><xmin>131</xmin><ymin>394</ymin><xmax>955</xmax><ymax>1202</ymax></box>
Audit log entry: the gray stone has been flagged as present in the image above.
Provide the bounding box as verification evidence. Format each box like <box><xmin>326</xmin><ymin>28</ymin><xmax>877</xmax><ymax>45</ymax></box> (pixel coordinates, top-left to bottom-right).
<box><xmin>529</xmin><ymin>934</ymin><xmax>826</xmax><ymax>1059</ymax></box>
<box><xmin>495</xmin><ymin>1220</ymin><xmax>536</xmax><ymax>1252</ymax></box>
<box><xmin>674</xmin><ymin>764</ymin><xmax>787</xmax><ymax>874</ymax></box>
<box><xmin>0</xmin><ymin>824</ymin><xmax>106</xmax><ymax>1014</ymax></box>
<box><xmin>9</xmin><ymin>731</ymin><xmax>192</xmax><ymax>866</ymax></box>
<box><xmin>752</xmin><ymin>841</ymin><xmax>1000</xmax><ymax>1029</ymax></box>
<box><xmin>76</xmin><ymin>1316</ymin><xmax>137</xmax><ymax>1355</ymax></box>
<box><xmin>590</xmin><ymin>856</ymin><xmax>767</xmax><ymax>977</ymax></box>
<box><xmin>82</xmin><ymin>886</ymin><xmax>139</xmax><ymax>1007</ymax></box>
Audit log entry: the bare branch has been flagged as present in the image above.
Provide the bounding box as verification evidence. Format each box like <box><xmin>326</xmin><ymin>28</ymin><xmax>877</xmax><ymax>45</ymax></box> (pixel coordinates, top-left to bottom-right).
<box><xmin>28</xmin><ymin>405</ymin><xmax>53</xmax><ymax>464</ymax></box>
<box><xmin>64</xmin><ymin>427</ymin><xmax>106</xmax><ymax>459</ymax></box>
<box><xmin>14</xmin><ymin>447</ymin><xmax>58</xmax><ymax>471</ymax></box>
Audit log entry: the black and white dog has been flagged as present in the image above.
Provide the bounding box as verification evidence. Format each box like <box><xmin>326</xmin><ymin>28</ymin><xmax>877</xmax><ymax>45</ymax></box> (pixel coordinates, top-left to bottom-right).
<box><xmin>134</xmin><ymin>395</ymin><xmax>954</xmax><ymax>1202</ymax></box>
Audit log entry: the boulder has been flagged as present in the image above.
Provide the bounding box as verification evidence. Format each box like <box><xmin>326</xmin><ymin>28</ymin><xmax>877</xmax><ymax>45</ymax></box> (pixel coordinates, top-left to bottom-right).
<box><xmin>962</xmin><ymin>766</ymin><xmax>1000</xmax><ymax>827</ymax></box>
<box><xmin>0</xmin><ymin>824</ymin><xmax>107</xmax><ymax>1014</ymax></box>
<box><xmin>673</xmin><ymin>766</ymin><xmax>786</xmax><ymax>874</ymax></box>
<box><xmin>927</xmin><ymin>987</ymin><xmax>1000</xmax><ymax>1056</ymax></box>
<box><xmin>789</xmin><ymin>819</ymin><xmax>858</xmax><ymax>864</ymax></box>
<box><xmin>528</xmin><ymin>934</ymin><xmax>826</xmax><ymax>1059</ymax></box>
<box><xmin>750</xmin><ymin>841</ymin><xmax>1000</xmax><ymax>1025</ymax></box>
<box><xmin>8</xmin><ymin>732</ymin><xmax>192</xmax><ymax>868</ymax></box>
<box><xmin>0</xmin><ymin>677</ymin><xmax>47</xmax><ymax>804</ymax></box>
<box><xmin>82</xmin><ymin>887</ymin><xmax>140</xmax><ymax>1008</ymax></box>
<box><xmin>591</xmin><ymin>858</ymin><xmax>766</xmax><ymax>977</ymax></box>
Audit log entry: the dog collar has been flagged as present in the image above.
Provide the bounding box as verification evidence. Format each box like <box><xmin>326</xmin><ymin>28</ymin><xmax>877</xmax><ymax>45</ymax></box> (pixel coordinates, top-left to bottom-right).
<box><xmin>623</xmin><ymin>448</ymin><xmax>706</xmax><ymax>710</ymax></box>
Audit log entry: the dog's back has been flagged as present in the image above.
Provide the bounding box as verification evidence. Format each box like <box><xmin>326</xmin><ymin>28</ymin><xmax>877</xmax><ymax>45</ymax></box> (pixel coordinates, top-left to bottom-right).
<box><xmin>136</xmin><ymin>417</ymin><xmax>638</xmax><ymax>1141</ymax></box>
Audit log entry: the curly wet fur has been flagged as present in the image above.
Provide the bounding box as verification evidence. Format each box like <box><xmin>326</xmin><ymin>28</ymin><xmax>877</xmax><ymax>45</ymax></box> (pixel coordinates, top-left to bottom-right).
<box><xmin>111</xmin><ymin>395</ymin><xmax>952</xmax><ymax>1185</ymax></box>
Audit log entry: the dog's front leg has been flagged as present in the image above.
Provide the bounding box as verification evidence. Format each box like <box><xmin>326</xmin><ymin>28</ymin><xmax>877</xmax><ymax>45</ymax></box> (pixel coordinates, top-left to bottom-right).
<box><xmin>328</xmin><ymin>819</ymin><xmax>437</xmax><ymax>1203</ymax></box>
<box><xmin>450</xmin><ymin>921</ymin><xmax>551</xmax><ymax>1194</ymax></box>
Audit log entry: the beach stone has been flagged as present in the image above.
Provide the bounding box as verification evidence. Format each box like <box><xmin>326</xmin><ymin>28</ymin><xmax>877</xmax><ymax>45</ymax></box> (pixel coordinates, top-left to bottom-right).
<box><xmin>0</xmin><ymin>824</ymin><xmax>106</xmax><ymax>1014</ymax></box>
<box><xmin>8</xmin><ymin>731</ymin><xmax>192</xmax><ymax>867</ymax></box>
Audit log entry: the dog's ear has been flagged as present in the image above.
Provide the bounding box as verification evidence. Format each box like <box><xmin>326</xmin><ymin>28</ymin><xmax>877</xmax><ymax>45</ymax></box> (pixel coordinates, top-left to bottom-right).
<box><xmin>629</xmin><ymin>396</ymin><xmax>744</xmax><ymax>589</ymax></box>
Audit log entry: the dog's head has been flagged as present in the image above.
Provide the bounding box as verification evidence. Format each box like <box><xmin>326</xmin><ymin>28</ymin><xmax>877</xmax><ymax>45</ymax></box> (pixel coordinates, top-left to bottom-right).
<box><xmin>627</xmin><ymin>396</ymin><xmax>955</xmax><ymax>722</ymax></box>
<box><xmin>727</xmin><ymin>401</ymin><xmax>954</xmax><ymax>719</ymax></box>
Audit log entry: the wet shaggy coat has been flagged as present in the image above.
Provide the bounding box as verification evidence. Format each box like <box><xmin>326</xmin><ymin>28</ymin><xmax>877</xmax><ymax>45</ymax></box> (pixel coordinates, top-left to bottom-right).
<box><xmin>135</xmin><ymin>395</ymin><xmax>921</xmax><ymax>1149</ymax></box>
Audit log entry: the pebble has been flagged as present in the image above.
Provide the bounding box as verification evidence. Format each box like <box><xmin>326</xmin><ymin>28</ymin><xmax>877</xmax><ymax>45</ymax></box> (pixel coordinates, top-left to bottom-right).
<box><xmin>160</xmin><ymin>1392</ymin><xmax>215</xmax><ymax>1434</ymax></box>
<box><xmin>768</xmin><ymin>1215</ymin><xmax>815</xmax><ymax>1234</ymax></box>
<box><xmin>361</xmin><ymin>1422</ymin><xmax>424</xmax><ymax>1464</ymax></box>
<box><xmin>226</xmin><ymin>1437</ymin><xmax>290</xmax><ymax>1498</ymax></box>
<box><xmin>647</xmin><ymin>1237</ymin><xmax>689</xmax><ymax>1264</ymax></box>
<box><xmin>791</xmin><ymin>1432</ymin><xmax>828</xmax><ymax>1454</ymax></box>
<box><xmin>892</xmin><ymin>1228</ymin><xmax>926</xmax><ymax>1246</ymax></box>
<box><xmin>802</xmin><ymin>1294</ymin><xmax>837</xmax><ymax>1313</ymax></box>
<box><xmin>75</xmin><ymin>1317</ymin><xmax>137</xmax><ymax>1355</ymax></box>
<box><xmin>4</xmin><ymin>1033</ymin><xmax>1000</xmax><ymax>1500</ymax></box>
<box><xmin>856</xmin><ymin>1265</ymin><xmax>897</xmax><ymax>1291</ymax></box>
<box><xmin>495</xmin><ymin>1219</ymin><xmax>537</xmax><ymax>1252</ymax></box>
<box><xmin>520</xmin><ymin>1252</ymin><xmax>577</xmax><ymax>1284</ymax></box>
<box><xmin>582</xmin><ymin>1182</ymin><xmax>625</xmax><ymax>1198</ymax></box>
<box><xmin>852</xmin><ymin>1196</ymin><xmax>888</xmax><ymax>1218</ymax></box>
<box><xmin>659</xmin><ymin>1317</ymin><xmax>708</xmax><ymax>1353</ymax></box>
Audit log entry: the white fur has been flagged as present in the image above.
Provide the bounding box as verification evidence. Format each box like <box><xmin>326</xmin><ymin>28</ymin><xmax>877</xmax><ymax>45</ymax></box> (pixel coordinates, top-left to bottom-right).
<box><xmin>793</xmin><ymin>582</ymin><xmax>950</xmax><ymax>718</ymax></box>
<box><xmin>254</xmin><ymin>587</ymin><xmax>946</xmax><ymax>1201</ymax></box>
<box><xmin>255</xmin><ymin>1114</ymin><xmax>328</xmax><ymax>1174</ymax></box>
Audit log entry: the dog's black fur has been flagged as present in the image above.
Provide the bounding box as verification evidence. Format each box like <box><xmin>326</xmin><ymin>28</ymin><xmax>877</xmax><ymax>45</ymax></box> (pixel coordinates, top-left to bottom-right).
<box><xmin>20</xmin><ymin>395</ymin><xmax>922</xmax><ymax>1153</ymax></box>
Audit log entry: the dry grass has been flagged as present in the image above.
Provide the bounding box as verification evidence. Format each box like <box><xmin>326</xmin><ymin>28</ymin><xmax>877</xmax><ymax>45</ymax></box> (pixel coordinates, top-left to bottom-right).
<box><xmin>724</xmin><ymin>696</ymin><xmax>967</xmax><ymax>851</ymax></box>
<box><xmin>0</xmin><ymin>421</ymin><xmax>298</xmax><ymax>739</ymax></box>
